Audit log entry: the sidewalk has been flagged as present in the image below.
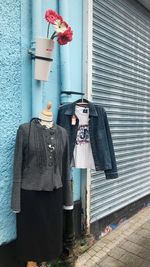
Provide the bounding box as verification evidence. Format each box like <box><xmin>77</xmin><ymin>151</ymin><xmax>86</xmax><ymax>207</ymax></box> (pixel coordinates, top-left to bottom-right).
<box><xmin>75</xmin><ymin>205</ymin><xmax>150</xmax><ymax>267</ymax></box>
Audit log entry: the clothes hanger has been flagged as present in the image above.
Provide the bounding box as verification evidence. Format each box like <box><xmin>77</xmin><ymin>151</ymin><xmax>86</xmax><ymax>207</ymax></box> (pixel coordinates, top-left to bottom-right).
<box><xmin>76</xmin><ymin>96</ymin><xmax>89</xmax><ymax>107</ymax></box>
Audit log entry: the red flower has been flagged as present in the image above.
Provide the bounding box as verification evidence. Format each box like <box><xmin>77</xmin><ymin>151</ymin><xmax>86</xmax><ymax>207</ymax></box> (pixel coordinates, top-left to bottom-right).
<box><xmin>45</xmin><ymin>9</ymin><xmax>62</xmax><ymax>24</ymax></box>
<box><xmin>57</xmin><ymin>27</ymin><xmax>73</xmax><ymax>45</ymax></box>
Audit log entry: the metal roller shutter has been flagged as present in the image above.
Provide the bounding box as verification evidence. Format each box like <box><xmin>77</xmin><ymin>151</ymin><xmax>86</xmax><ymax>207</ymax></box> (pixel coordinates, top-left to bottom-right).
<box><xmin>91</xmin><ymin>0</ymin><xmax>150</xmax><ymax>223</ymax></box>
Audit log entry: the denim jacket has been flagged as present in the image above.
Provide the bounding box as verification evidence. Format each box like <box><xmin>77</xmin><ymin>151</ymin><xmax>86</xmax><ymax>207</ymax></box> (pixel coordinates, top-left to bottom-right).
<box><xmin>57</xmin><ymin>100</ymin><xmax>118</xmax><ymax>179</ymax></box>
<box><xmin>11</xmin><ymin>119</ymin><xmax>73</xmax><ymax>212</ymax></box>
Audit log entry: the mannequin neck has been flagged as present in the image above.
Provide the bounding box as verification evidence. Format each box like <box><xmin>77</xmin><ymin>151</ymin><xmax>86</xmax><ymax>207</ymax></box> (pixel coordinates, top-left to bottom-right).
<box><xmin>39</xmin><ymin>113</ymin><xmax>54</xmax><ymax>129</ymax></box>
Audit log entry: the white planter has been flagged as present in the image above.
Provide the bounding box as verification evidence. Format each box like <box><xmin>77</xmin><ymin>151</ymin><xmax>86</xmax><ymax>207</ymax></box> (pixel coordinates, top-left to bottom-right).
<box><xmin>34</xmin><ymin>38</ymin><xmax>54</xmax><ymax>81</ymax></box>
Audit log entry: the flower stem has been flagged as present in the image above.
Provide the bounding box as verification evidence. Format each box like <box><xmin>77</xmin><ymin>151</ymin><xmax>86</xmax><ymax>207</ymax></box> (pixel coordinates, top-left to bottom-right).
<box><xmin>47</xmin><ymin>23</ymin><xmax>50</xmax><ymax>38</ymax></box>
<box><xmin>51</xmin><ymin>31</ymin><xmax>57</xmax><ymax>40</ymax></box>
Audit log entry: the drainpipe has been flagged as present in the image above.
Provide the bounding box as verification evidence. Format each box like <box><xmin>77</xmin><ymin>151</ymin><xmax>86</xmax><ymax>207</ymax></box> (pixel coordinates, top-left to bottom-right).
<box><xmin>31</xmin><ymin>0</ymin><xmax>43</xmax><ymax>117</ymax></box>
<box><xmin>58</xmin><ymin>0</ymin><xmax>75</xmax><ymax>258</ymax></box>
<box><xmin>59</xmin><ymin>1</ymin><xmax>73</xmax><ymax>104</ymax></box>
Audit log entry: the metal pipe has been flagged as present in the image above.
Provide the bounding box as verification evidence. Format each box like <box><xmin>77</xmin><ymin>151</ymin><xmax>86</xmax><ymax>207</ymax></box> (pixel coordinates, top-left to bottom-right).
<box><xmin>58</xmin><ymin>0</ymin><xmax>75</xmax><ymax>256</ymax></box>
<box><xmin>31</xmin><ymin>0</ymin><xmax>43</xmax><ymax>117</ymax></box>
<box><xmin>59</xmin><ymin>1</ymin><xmax>72</xmax><ymax>104</ymax></box>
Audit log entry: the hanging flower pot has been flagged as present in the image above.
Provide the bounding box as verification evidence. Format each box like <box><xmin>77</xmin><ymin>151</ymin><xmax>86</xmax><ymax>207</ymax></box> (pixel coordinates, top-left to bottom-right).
<box><xmin>34</xmin><ymin>9</ymin><xmax>73</xmax><ymax>81</ymax></box>
<box><xmin>34</xmin><ymin>38</ymin><xmax>54</xmax><ymax>81</ymax></box>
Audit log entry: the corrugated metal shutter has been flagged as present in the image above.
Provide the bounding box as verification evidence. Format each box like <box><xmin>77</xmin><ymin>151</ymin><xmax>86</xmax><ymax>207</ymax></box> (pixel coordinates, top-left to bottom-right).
<box><xmin>91</xmin><ymin>0</ymin><xmax>150</xmax><ymax>223</ymax></box>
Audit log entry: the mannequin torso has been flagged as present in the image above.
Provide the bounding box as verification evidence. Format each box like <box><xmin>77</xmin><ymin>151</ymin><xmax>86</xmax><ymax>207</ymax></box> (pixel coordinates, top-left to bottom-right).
<box><xmin>39</xmin><ymin>113</ymin><xmax>54</xmax><ymax>128</ymax></box>
<box><xmin>39</xmin><ymin>102</ymin><xmax>54</xmax><ymax>128</ymax></box>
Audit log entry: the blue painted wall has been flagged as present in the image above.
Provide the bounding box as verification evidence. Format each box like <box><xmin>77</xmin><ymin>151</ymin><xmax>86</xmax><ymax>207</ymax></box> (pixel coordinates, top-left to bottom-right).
<box><xmin>58</xmin><ymin>0</ymin><xmax>83</xmax><ymax>201</ymax></box>
<box><xmin>64</xmin><ymin>0</ymin><xmax>83</xmax><ymax>202</ymax></box>
<box><xmin>0</xmin><ymin>0</ymin><xmax>23</xmax><ymax>245</ymax></box>
<box><xmin>0</xmin><ymin>0</ymin><xmax>83</xmax><ymax>245</ymax></box>
<box><xmin>21</xmin><ymin>0</ymin><xmax>32</xmax><ymax>122</ymax></box>
<box><xmin>0</xmin><ymin>0</ymin><xmax>32</xmax><ymax>245</ymax></box>
<box><xmin>41</xmin><ymin>0</ymin><xmax>60</xmax><ymax>122</ymax></box>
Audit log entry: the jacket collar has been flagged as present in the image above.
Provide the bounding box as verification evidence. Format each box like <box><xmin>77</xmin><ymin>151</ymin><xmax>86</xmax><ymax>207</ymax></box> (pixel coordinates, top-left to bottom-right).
<box><xmin>64</xmin><ymin>99</ymin><xmax>98</xmax><ymax>117</ymax></box>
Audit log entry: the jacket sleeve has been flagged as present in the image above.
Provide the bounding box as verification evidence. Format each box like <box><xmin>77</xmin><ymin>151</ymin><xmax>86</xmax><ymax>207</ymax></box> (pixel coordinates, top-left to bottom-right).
<box><xmin>62</xmin><ymin>132</ymin><xmax>73</xmax><ymax>210</ymax></box>
<box><xmin>57</xmin><ymin>105</ymin><xmax>64</xmax><ymax>127</ymax></box>
<box><xmin>103</xmin><ymin>108</ymin><xmax>118</xmax><ymax>179</ymax></box>
<box><xmin>57</xmin><ymin>106</ymin><xmax>61</xmax><ymax>125</ymax></box>
<box><xmin>11</xmin><ymin>126</ymin><xmax>24</xmax><ymax>212</ymax></box>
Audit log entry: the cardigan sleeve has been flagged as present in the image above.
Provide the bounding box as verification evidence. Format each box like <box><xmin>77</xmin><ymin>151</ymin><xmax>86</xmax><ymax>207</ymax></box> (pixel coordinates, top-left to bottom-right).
<box><xmin>11</xmin><ymin>126</ymin><xmax>24</xmax><ymax>212</ymax></box>
<box><xmin>62</xmin><ymin>132</ymin><xmax>73</xmax><ymax>210</ymax></box>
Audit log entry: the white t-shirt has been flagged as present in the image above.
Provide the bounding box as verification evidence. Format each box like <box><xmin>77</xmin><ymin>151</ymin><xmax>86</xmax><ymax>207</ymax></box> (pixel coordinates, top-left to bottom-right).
<box><xmin>71</xmin><ymin>105</ymin><xmax>95</xmax><ymax>170</ymax></box>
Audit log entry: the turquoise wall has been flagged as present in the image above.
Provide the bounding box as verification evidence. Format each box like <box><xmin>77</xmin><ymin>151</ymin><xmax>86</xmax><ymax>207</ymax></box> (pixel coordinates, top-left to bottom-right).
<box><xmin>0</xmin><ymin>0</ymin><xmax>83</xmax><ymax>245</ymax></box>
<box><xmin>58</xmin><ymin>0</ymin><xmax>83</xmax><ymax>202</ymax></box>
<box><xmin>22</xmin><ymin>0</ymin><xmax>32</xmax><ymax>122</ymax></box>
<box><xmin>0</xmin><ymin>0</ymin><xmax>31</xmax><ymax>245</ymax></box>
<box><xmin>41</xmin><ymin>0</ymin><xmax>60</xmax><ymax>121</ymax></box>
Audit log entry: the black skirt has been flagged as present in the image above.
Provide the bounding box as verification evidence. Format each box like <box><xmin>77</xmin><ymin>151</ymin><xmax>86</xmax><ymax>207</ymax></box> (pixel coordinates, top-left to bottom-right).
<box><xmin>16</xmin><ymin>188</ymin><xmax>63</xmax><ymax>262</ymax></box>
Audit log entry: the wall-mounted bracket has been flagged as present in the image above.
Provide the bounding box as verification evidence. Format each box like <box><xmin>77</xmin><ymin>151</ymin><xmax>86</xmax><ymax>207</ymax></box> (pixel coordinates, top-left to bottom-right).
<box><xmin>28</xmin><ymin>48</ymin><xmax>53</xmax><ymax>62</ymax></box>
<box><xmin>28</xmin><ymin>48</ymin><xmax>36</xmax><ymax>60</ymax></box>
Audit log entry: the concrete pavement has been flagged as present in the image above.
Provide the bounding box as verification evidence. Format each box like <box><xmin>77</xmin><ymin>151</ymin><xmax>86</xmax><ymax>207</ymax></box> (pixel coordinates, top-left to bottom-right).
<box><xmin>75</xmin><ymin>205</ymin><xmax>150</xmax><ymax>267</ymax></box>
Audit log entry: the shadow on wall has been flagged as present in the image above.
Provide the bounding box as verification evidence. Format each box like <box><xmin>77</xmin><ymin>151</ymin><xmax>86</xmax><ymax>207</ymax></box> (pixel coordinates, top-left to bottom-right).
<box><xmin>0</xmin><ymin>240</ymin><xmax>21</xmax><ymax>267</ymax></box>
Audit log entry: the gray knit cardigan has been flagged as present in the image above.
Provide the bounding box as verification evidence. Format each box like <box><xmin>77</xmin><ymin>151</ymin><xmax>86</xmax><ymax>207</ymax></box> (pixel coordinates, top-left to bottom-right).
<box><xmin>11</xmin><ymin>119</ymin><xmax>73</xmax><ymax>212</ymax></box>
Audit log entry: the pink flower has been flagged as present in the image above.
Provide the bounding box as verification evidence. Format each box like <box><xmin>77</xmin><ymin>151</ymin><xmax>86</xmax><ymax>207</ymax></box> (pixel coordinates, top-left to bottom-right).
<box><xmin>45</xmin><ymin>9</ymin><xmax>62</xmax><ymax>24</ymax></box>
<box><xmin>57</xmin><ymin>27</ymin><xmax>73</xmax><ymax>45</ymax></box>
<box><xmin>45</xmin><ymin>8</ymin><xmax>73</xmax><ymax>45</ymax></box>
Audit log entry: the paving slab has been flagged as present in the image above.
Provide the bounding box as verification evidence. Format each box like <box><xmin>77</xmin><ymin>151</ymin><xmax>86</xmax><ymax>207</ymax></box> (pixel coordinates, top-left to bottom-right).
<box><xmin>75</xmin><ymin>205</ymin><xmax>150</xmax><ymax>267</ymax></box>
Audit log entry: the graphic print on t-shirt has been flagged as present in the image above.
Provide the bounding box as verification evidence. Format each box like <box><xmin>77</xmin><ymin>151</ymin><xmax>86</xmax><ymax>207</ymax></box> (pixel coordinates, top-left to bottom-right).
<box><xmin>71</xmin><ymin>105</ymin><xmax>95</xmax><ymax>170</ymax></box>
<box><xmin>76</xmin><ymin>124</ymin><xmax>90</xmax><ymax>145</ymax></box>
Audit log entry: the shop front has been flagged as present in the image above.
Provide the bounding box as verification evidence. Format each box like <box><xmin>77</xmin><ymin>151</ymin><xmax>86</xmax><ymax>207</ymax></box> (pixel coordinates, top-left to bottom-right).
<box><xmin>86</xmin><ymin>0</ymin><xmax>150</xmax><ymax>234</ymax></box>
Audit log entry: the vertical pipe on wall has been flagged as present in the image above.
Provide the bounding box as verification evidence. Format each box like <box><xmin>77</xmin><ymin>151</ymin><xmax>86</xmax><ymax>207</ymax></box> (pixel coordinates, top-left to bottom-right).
<box><xmin>31</xmin><ymin>0</ymin><xmax>43</xmax><ymax>117</ymax></box>
<box><xmin>58</xmin><ymin>0</ymin><xmax>75</xmax><ymax>254</ymax></box>
<box><xmin>59</xmin><ymin>1</ymin><xmax>72</xmax><ymax>104</ymax></box>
